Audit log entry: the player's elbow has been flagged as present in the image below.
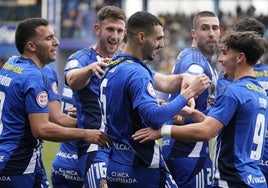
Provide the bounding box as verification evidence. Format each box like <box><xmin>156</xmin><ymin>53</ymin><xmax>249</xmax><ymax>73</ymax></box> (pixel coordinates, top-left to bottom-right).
<box><xmin>31</xmin><ymin>129</ymin><xmax>44</xmax><ymax>139</ymax></box>
<box><xmin>200</xmin><ymin>131</ymin><xmax>215</xmax><ymax>141</ymax></box>
<box><xmin>31</xmin><ymin>125</ymin><xmax>50</xmax><ymax>140</ymax></box>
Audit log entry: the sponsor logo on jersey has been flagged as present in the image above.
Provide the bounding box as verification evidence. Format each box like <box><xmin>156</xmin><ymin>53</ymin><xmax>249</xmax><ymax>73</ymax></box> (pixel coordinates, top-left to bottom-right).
<box><xmin>259</xmin><ymin>159</ymin><xmax>268</xmax><ymax>166</ymax></box>
<box><xmin>65</xmin><ymin>59</ymin><xmax>79</xmax><ymax>69</ymax></box>
<box><xmin>56</xmin><ymin>151</ymin><xmax>78</xmax><ymax>159</ymax></box>
<box><xmin>37</xmin><ymin>91</ymin><xmax>48</xmax><ymax>107</ymax></box>
<box><xmin>147</xmin><ymin>82</ymin><xmax>156</xmax><ymax>97</ymax></box>
<box><xmin>246</xmin><ymin>83</ymin><xmax>266</xmax><ymax>94</ymax></box>
<box><xmin>0</xmin><ymin>176</ymin><xmax>11</xmax><ymax>181</ymax></box>
<box><xmin>51</xmin><ymin>81</ymin><xmax>58</xmax><ymax>95</ymax></box>
<box><xmin>53</xmin><ymin>168</ymin><xmax>83</xmax><ymax>181</ymax></box>
<box><xmin>113</xmin><ymin>142</ymin><xmax>133</xmax><ymax>151</ymax></box>
<box><xmin>246</xmin><ymin>174</ymin><xmax>266</xmax><ymax>184</ymax></box>
<box><xmin>107</xmin><ymin>171</ymin><xmax>138</xmax><ymax>184</ymax></box>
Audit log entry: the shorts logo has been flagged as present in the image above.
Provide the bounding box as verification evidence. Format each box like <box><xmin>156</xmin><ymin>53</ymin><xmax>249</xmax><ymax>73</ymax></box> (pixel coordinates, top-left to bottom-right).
<box><xmin>147</xmin><ymin>82</ymin><xmax>156</xmax><ymax>97</ymax></box>
<box><xmin>51</xmin><ymin>81</ymin><xmax>58</xmax><ymax>95</ymax></box>
<box><xmin>37</xmin><ymin>91</ymin><xmax>48</xmax><ymax>107</ymax></box>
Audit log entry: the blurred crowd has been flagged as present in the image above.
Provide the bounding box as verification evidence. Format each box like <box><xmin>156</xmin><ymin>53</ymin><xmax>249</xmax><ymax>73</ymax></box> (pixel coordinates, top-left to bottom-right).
<box><xmin>60</xmin><ymin>1</ymin><xmax>268</xmax><ymax>74</ymax></box>
<box><xmin>61</xmin><ymin>0</ymin><xmax>121</xmax><ymax>38</ymax></box>
<box><xmin>152</xmin><ymin>4</ymin><xmax>268</xmax><ymax>74</ymax></box>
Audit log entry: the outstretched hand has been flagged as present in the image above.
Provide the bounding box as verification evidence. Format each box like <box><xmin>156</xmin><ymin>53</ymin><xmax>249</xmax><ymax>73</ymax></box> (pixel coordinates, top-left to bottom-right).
<box><xmin>132</xmin><ymin>127</ymin><xmax>161</xmax><ymax>143</ymax></box>
<box><xmin>90</xmin><ymin>58</ymin><xmax>110</xmax><ymax>79</ymax></box>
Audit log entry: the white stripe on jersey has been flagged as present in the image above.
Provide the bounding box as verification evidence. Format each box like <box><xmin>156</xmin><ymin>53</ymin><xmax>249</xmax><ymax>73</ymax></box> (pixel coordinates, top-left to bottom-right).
<box><xmin>149</xmin><ymin>141</ymin><xmax>160</xmax><ymax>168</ymax></box>
<box><xmin>87</xmin><ymin>143</ymin><xmax>99</xmax><ymax>153</ymax></box>
<box><xmin>188</xmin><ymin>141</ymin><xmax>203</xmax><ymax>157</ymax></box>
<box><xmin>87</xmin><ymin>165</ymin><xmax>97</xmax><ymax>188</ymax></box>
<box><xmin>218</xmin><ymin>179</ymin><xmax>229</xmax><ymax>188</ymax></box>
<box><xmin>196</xmin><ymin>169</ymin><xmax>205</xmax><ymax>188</ymax></box>
<box><xmin>24</xmin><ymin>145</ymin><xmax>40</xmax><ymax>174</ymax></box>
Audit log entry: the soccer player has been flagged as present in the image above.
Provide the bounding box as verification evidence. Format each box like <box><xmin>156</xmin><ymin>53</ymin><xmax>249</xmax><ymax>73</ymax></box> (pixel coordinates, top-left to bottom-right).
<box><xmin>161</xmin><ymin>10</ymin><xmax>220</xmax><ymax>187</ymax></box>
<box><xmin>64</xmin><ymin>5</ymin><xmax>196</xmax><ymax>188</ymax></box>
<box><xmin>133</xmin><ymin>30</ymin><xmax>268</xmax><ymax>187</ymax></box>
<box><xmin>217</xmin><ymin>17</ymin><xmax>268</xmax><ymax>182</ymax></box>
<box><xmin>99</xmin><ymin>11</ymin><xmax>211</xmax><ymax>188</ymax></box>
<box><xmin>64</xmin><ymin>6</ymin><xmax>127</xmax><ymax>188</ymax></box>
<box><xmin>0</xmin><ymin>17</ymin><xmax>110</xmax><ymax>187</ymax></box>
<box><xmin>217</xmin><ymin>17</ymin><xmax>268</xmax><ymax>96</ymax></box>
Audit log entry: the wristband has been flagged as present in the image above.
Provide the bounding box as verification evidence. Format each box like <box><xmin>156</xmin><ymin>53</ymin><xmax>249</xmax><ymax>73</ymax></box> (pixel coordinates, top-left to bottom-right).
<box><xmin>161</xmin><ymin>125</ymin><xmax>172</xmax><ymax>137</ymax></box>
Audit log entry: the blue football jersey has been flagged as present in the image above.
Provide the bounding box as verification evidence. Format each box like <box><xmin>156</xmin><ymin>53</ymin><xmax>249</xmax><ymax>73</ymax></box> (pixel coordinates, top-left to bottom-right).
<box><xmin>216</xmin><ymin>70</ymin><xmax>232</xmax><ymax>97</ymax></box>
<box><xmin>42</xmin><ymin>65</ymin><xmax>60</xmax><ymax>102</ymax></box>
<box><xmin>254</xmin><ymin>62</ymin><xmax>268</xmax><ymax>95</ymax></box>
<box><xmin>64</xmin><ymin>48</ymin><xmax>104</xmax><ymax>157</ymax></box>
<box><xmin>0</xmin><ymin>56</ymin><xmax>49</xmax><ymax>175</ymax></box>
<box><xmin>253</xmin><ymin>62</ymin><xmax>268</xmax><ymax>182</ymax></box>
<box><xmin>209</xmin><ymin>76</ymin><xmax>268</xmax><ymax>187</ymax></box>
<box><xmin>162</xmin><ymin>47</ymin><xmax>218</xmax><ymax>159</ymax></box>
<box><xmin>100</xmin><ymin>53</ymin><xmax>188</xmax><ymax>167</ymax></box>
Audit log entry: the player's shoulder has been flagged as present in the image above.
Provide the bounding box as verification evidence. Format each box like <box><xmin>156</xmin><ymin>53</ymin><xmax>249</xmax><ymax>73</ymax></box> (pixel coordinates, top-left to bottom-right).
<box><xmin>68</xmin><ymin>47</ymin><xmax>96</xmax><ymax>61</ymax></box>
<box><xmin>42</xmin><ymin>65</ymin><xmax>53</xmax><ymax>73</ymax></box>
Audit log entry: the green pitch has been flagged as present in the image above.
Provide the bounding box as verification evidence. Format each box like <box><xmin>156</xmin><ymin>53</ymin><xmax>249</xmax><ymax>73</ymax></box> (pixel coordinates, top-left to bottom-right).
<box><xmin>42</xmin><ymin>141</ymin><xmax>59</xmax><ymax>186</ymax></box>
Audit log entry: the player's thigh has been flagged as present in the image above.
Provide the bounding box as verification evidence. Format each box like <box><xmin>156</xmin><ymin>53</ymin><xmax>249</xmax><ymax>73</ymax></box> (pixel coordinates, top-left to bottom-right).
<box><xmin>51</xmin><ymin>165</ymin><xmax>84</xmax><ymax>188</ymax></box>
<box><xmin>106</xmin><ymin>159</ymin><xmax>178</xmax><ymax>188</ymax></box>
<box><xmin>166</xmin><ymin>157</ymin><xmax>213</xmax><ymax>188</ymax></box>
<box><xmin>80</xmin><ymin>150</ymin><xmax>109</xmax><ymax>188</ymax></box>
<box><xmin>0</xmin><ymin>171</ymin><xmax>42</xmax><ymax>188</ymax></box>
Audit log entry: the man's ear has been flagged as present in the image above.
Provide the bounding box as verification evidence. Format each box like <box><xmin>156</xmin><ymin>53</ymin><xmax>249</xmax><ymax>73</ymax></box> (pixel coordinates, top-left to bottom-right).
<box><xmin>137</xmin><ymin>32</ymin><xmax>145</xmax><ymax>43</ymax></box>
<box><xmin>94</xmin><ymin>23</ymin><xmax>100</xmax><ymax>36</ymax></box>
<box><xmin>26</xmin><ymin>41</ymin><xmax>36</xmax><ymax>52</ymax></box>
<box><xmin>237</xmin><ymin>52</ymin><xmax>245</xmax><ymax>64</ymax></box>
<box><xmin>191</xmin><ymin>29</ymin><xmax>196</xmax><ymax>38</ymax></box>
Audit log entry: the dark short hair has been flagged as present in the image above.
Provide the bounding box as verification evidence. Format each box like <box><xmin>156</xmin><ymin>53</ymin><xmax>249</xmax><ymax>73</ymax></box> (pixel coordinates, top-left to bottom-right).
<box><xmin>97</xmin><ymin>6</ymin><xmax>126</xmax><ymax>24</ymax></box>
<box><xmin>192</xmin><ymin>11</ymin><xmax>217</xmax><ymax>29</ymax></box>
<box><xmin>126</xmin><ymin>11</ymin><xmax>162</xmax><ymax>37</ymax></box>
<box><xmin>220</xmin><ymin>31</ymin><xmax>266</xmax><ymax>66</ymax></box>
<box><xmin>234</xmin><ymin>17</ymin><xmax>265</xmax><ymax>37</ymax></box>
<box><xmin>15</xmin><ymin>17</ymin><xmax>49</xmax><ymax>54</ymax></box>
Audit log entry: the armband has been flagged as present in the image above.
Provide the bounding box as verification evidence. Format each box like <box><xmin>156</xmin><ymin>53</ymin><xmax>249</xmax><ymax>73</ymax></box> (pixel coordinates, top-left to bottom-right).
<box><xmin>161</xmin><ymin>125</ymin><xmax>172</xmax><ymax>137</ymax></box>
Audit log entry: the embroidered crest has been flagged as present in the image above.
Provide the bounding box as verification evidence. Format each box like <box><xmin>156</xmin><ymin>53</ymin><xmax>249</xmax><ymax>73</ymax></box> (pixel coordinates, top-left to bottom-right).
<box><xmin>147</xmin><ymin>82</ymin><xmax>156</xmax><ymax>97</ymax></box>
<box><xmin>65</xmin><ymin>59</ymin><xmax>78</xmax><ymax>69</ymax></box>
<box><xmin>37</xmin><ymin>91</ymin><xmax>48</xmax><ymax>107</ymax></box>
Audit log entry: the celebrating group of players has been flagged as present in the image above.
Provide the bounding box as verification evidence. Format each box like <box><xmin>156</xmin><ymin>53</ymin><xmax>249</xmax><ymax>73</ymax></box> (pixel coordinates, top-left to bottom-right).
<box><xmin>0</xmin><ymin>4</ymin><xmax>268</xmax><ymax>188</ymax></box>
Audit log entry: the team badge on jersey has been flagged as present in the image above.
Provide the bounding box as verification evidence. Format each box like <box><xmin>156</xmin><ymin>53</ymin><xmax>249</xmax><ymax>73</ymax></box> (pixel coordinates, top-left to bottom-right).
<box><xmin>65</xmin><ymin>59</ymin><xmax>79</xmax><ymax>69</ymax></box>
<box><xmin>37</xmin><ymin>91</ymin><xmax>48</xmax><ymax>107</ymax></box>
<box><xmin>100</xmin><ymin>179</ymin><xmax>108</xmax><ymax>188</ymax></box>
<box><xmin>147</xmin><ymin>82</ymin><xmax>156</xmax><ymax>97</ymax></box>
<box><xmin>188</xmin><ymin>64</ymin><xmax>204</xmax><ymax>74</ymax></box>
<box><xmin>51</xmin><ymin>81</ymin><xmax>58</xmax><ymax>95</ymax></box>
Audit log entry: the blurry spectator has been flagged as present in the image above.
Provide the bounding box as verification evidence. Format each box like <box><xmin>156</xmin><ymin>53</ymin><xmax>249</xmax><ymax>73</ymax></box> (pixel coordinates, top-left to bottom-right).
<box><xmin>61</xmin><ymin>8</ymin><xmax>76</xmax><ymax>38</ymax></box>
<box><xmin>74</xmin><ymin>12</ymin><xmax>87</xmax><ymax>38</ymax></box>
